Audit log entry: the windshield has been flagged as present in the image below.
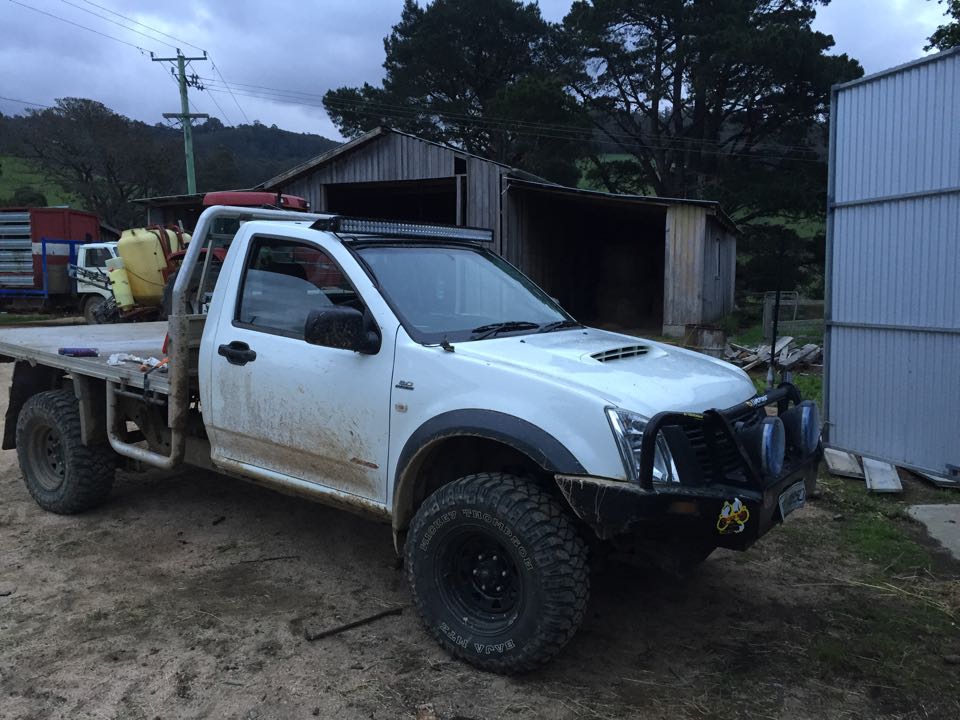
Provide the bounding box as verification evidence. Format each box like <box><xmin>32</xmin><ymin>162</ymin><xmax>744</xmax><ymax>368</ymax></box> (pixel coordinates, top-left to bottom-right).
<box><xmin>356</xmin><ymin>245</ymin><xmax>572</xmax><ymax>343</ymax></box>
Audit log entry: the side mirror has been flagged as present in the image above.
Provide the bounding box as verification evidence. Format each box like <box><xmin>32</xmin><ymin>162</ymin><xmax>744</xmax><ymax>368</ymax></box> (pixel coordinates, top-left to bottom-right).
<box><xmin>304</xmin><ymin>306</ymin><xmax>381</xmax><ymax>354</ymax></box>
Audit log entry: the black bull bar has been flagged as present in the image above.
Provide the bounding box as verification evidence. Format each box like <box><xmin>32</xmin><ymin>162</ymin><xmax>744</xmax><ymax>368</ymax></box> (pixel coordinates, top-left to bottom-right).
<box><xmin>556</xmin><ymin>383</ymin><xmax>822</xmax><ymax>549</ymax></box>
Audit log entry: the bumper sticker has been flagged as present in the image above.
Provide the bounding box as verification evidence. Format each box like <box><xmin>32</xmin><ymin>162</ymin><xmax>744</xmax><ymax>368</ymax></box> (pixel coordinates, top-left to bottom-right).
<box><xmin>717</xmin><ymin>498</ymin><xmax>750</xmax><ymax>535</ymax></box>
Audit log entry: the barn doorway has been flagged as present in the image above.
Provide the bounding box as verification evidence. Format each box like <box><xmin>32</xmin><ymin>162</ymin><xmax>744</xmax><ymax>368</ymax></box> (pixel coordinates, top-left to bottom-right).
<box><xmin>325</xmin><ymin>178</ymin><xmax>458</xmax><ymax>224</ymax></box>
<box><xmin>507</xmin><ymin>186</ymin><xmax>666</xmax><ymax>334</ymax></box>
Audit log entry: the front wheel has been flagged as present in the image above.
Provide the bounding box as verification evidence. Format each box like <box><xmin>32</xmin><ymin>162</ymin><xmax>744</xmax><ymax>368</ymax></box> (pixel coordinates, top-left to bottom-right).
<box><xmin>405</xmin><ymin>473</ymin><xmax>589</xmax><ymax>674</ymax></box>
<box><xmin>82</xmin><ymin>294</ymin><xmax>105</xmax><ymax>324</ymax></box>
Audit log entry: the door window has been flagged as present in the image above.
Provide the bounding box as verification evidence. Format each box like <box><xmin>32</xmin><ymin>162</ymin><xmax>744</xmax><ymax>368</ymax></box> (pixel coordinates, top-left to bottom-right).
<box><xmin>82</xmin><ymin>247</ymin><xmax>113</xmax><ymax>269</ymax></box>
<box><xmin>235</xmin><ymin>236</ymin><xmax>363</xmax><ymax>339</ymax></box>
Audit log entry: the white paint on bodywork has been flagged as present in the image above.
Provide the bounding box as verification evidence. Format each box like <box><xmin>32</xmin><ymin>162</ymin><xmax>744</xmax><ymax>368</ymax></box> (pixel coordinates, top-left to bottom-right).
<box><xmin>197</xmin><ymin>219</ymin><xmax>757</xmax><ymax>516</ymax></box>
<box><xmin>200</xmin><ymin>221</ymin><xmax>398</xmax><ymax>508</ymax></box>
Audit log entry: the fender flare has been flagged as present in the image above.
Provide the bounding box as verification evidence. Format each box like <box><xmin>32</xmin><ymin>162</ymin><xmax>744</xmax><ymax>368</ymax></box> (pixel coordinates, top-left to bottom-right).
<box><xmin>2</xmin><ymin>361</ymin><xmax>64</xmax><ymax>450</ymax></box>
<box><xmin>392</xmin><ymin>409</ymin><xmax>585</xmax><ymax>529</ymax></box>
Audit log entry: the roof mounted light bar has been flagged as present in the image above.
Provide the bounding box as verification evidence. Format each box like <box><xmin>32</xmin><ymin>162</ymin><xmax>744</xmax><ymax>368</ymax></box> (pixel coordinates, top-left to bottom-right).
<box><xmin>312</xmin><ymin>216</ymin><xmax>494</xmax><ymax>243</ymax></box>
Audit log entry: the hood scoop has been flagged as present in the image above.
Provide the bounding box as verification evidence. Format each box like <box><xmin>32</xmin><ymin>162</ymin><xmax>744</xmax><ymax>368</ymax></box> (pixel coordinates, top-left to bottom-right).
<box><xmin>591</xmin><ymin>345</ymin><xmax>650</xmax><ymax>362</ymax></box>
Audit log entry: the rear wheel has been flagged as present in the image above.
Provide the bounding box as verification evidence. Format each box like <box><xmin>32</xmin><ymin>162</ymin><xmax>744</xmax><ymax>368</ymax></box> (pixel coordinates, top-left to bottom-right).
<box><xmin>16</xmin><ymin>390</ymin><xmax>115</xmax><ymax>514</ymax></box>
<box><xmin>405</xmin><ymin>473</ymin><xmax>589</xmax><ymax>674</ymax></box>
<box><xmin>82</xmin><ymin>294</ymin><xmax>105</xmax><ymax>324</ymax></box>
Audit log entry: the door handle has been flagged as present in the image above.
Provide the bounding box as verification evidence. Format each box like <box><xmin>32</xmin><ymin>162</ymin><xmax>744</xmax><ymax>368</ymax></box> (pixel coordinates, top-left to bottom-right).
<box><xmin>218</xmin><ymin>340</ymin><xmax>257</xmax><ymax>366</ymax></box>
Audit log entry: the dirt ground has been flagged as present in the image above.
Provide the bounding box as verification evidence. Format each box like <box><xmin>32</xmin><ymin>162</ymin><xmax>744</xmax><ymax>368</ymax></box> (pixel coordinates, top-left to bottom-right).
<box><xmin>1</xmin><ymin>362</ymin><xmax>958</xmax><ymax>720</ymax></box>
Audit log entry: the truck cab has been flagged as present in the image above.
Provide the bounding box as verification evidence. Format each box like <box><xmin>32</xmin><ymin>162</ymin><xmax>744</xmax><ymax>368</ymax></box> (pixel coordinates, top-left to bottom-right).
<box><xmin>73</xmin><ymin>242</ymin><xmax>117</xmax><ymax>322</ymax></box>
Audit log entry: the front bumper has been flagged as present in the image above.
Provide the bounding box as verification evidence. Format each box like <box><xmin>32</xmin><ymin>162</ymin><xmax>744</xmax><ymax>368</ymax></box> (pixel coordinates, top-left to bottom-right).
<box><xmin>556</xmin><ymin>384</ymin><xmax>822</xmax><ymax>550</ymax></box>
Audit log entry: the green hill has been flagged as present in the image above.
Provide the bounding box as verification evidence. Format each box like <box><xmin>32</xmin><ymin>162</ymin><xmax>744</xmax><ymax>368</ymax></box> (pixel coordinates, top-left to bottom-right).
<box><xmin>0</xmin><ymin>155</ymin><xmax>79</xmax><ymax>207</ymax></box>
<box><xmin>0</xmin><ymin>105</ymin><xmax>340</xmax><ymax>218</ymax></box>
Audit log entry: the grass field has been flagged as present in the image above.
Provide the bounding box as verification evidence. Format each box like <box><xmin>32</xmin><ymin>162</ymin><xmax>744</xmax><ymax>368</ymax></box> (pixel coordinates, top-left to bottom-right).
<box><xmin>0</xmin><ymin>155</ymin><xmax>77</xmax><ymax>206</ymax></box>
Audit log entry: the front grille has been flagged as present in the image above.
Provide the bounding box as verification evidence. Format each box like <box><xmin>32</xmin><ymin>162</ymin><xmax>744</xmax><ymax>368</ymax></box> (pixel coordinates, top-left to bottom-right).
<box><xmin>680</xmin><ymin>405</ymin><xmax>762</xmax><ymax>482</ymax></box>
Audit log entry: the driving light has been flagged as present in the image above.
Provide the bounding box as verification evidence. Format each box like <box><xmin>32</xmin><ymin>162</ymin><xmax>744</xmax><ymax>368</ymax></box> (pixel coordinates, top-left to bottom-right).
<box><xmin>781</xmin><ymin>400</ymin><xmax>821</xmax><ymax>456</ymax></box>
<box><xmin>313</xmin><ymin>216</ymin><xmax>494</xmax><ymax>243</ymax></box>
<box><xmin>738</xmin><ymin>416</ymin><xmax>786</xmax><ymax>478</ymax></box>
<box><xmin>606</xmin><ymin>408</ymin><xmax>676</xmax><ymax>483</ymax></box>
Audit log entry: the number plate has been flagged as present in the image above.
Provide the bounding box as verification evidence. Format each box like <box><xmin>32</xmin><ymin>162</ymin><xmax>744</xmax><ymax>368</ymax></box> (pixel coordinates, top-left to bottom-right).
<box><xmin>778</xmin><ymin>481</ymin><xmax>806</xmax><ymax>520</ymax></box>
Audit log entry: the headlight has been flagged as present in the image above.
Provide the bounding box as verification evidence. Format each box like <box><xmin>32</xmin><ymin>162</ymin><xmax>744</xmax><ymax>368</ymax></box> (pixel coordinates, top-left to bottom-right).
<box><xmin>605</xmin><ymin>408</ymin><xmax>677</xmax><ymax>483</ymax></box>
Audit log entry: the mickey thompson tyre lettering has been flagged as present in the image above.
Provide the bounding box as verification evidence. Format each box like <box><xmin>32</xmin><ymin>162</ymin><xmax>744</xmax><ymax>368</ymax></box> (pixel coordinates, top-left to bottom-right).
<box><xmin>405</xmin><ymin>472</ymin><xmax>590</xmax><ymax>674</ymax></box>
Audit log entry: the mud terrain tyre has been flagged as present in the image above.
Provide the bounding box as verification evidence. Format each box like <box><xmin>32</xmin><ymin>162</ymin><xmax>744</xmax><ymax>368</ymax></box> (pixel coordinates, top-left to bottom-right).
<box><xmin>82</xmin><ymin>294</ymin><xmax>105</xmax><ymax>324</ymax></box>
<box><xmin>16</xmin><ymin>390</ymin><xmax>115</xmax><ymax>514</ymax></box>
<box><xmin>405</xmin><ymin>473</ymin><xmax>589</xmax><ymax>674</ymax></box>
<box><xmin>92</xmin><ymin>296</ymin><xmax>121</xmax><ymax>324</ymax></box>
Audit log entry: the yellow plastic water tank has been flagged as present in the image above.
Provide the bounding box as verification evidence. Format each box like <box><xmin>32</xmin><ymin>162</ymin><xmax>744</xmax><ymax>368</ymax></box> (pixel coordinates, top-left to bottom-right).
<box><xmin>116</xmin><ymin>227</ymin><xmax>190</xmax><ymax>305</ymax></box>
<box><xmin>105</xmin><ymin>256</ymin><xmax>134</xmax><ymax>309</ymax></box>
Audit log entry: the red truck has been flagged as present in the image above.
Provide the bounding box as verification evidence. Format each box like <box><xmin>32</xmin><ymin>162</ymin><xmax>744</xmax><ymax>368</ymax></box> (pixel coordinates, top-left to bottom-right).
<box><xmin>0</xmin><ymin>207</ymin><xmax>116</xmax><ymax>320</ymax></box>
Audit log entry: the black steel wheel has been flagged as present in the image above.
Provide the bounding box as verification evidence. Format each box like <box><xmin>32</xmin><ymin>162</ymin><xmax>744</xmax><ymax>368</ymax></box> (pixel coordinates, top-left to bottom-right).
<box><xmin>82</xmin><ymin>294</ymin><xmax>105</xmax><ymax>324</ymax></box>
<box><xmin>436</xmin><ymin>528</ymin><xmax>523</xmax><ymax>633</ymax></box>
<box><xmin>405</xmin><ymin>472</ymin><xmax>589</xmax><ymax>674</ymax></box>
<box><xmin>16</xmin><ymin>390</ymin><xmax>115</xmax><ymax>514</ymax></box>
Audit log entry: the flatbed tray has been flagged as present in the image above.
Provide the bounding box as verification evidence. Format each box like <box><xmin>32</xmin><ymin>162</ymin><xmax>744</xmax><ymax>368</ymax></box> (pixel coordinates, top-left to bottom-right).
<box><xmin>0</xmin><ymin>321</ymin><xmax>170</xmax><ymax>394</ymax></box>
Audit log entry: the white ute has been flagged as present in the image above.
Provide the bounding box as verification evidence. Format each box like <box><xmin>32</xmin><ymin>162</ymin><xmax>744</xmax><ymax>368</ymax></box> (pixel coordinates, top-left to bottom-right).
<box><xmin>0</xmin><ymin>207</ymin><xmax>822</xmax><ymax>673</ymax></box>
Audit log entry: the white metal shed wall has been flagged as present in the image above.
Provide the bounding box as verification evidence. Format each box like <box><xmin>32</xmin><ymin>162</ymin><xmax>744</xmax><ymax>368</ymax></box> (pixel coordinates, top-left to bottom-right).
<box><xmin>825</xmin><ymin>48</ymin><xmax>960</xmax><ymax>477</ymax></box>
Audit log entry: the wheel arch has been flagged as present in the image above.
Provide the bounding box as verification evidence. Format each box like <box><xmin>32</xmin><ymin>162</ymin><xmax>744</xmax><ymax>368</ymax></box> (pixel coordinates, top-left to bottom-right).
<box><xmin>2</xmin><ymin>361</ymin><xmax>65</xmax><ymax>450</ymax></box>
<box><xmin>391</xmin><ymin>410</ymin><xmax>585</xmax><ymax>541</ymax></box>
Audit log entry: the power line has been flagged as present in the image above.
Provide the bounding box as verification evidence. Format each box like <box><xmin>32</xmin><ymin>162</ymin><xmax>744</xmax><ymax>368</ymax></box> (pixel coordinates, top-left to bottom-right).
<box><xmin>198</xmin><ymin>75</ymin><xmax>822</xmax><ymax>158</ymax></box>
<box><xmin>209</xmin><ymin>61</ymin><xmax>249</xmax><ymax>125</ymax></box>
<box><xmin>201</xmin><ymin>80</ymin><xmax>821</xmax><ymax>163</ymax></box>
<box><xmin>154</xmin><ymin>51</ymin><xmax>210</xmax><ymax>194</ymax></box>
<box><xmin>9</xmin><ymin>0</ymin><xmax>819</xmax><ymax>164</ymax></box>
<box><xmin>155</xmin><ymin>62</ymin><xmax>225</xmax><ymax>125</ymax></box>
<box><xmin>202</xmin><ymin>87</ymin><xmax>234</xmax><ymax>126</ymax></box>
<box><xmin>72</xmin><ymin>1</ymin><xmax>248</xmax><ymax>125</ymax></box>
<box><xmin>7</xmin><ymin>0</ymin><xmax>156</xmax><ymax>53</ymax></box>
<box><xmin>57</xmin><ymin>0</ymin><xmax>177</xmax><ymax>49</ymax></box>
<box><xmin>78</xmin><ymin>0</ymin><xmax>207</xmax><ymax>52</ymax></box>
<box><xmin>0</xmin><ymin>95</ymin><xmax>53</xmax><ymax>109</ymax></box>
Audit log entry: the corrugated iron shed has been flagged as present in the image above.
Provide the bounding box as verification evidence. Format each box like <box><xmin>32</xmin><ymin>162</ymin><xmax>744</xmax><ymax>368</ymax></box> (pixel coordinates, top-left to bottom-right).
<box><xmin>825</xmin><ymin>47</ymin><xmax>960</xmax><ymax>478</ymax></box>
<box><xmin>259</xmin><ymin>127</ymin><xmax>737</xmax><ymax>336</ymax></box>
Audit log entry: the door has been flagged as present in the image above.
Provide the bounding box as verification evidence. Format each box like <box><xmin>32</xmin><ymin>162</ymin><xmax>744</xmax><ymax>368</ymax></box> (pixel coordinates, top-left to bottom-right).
<box><xmin>206</xmin><ymin>233</ymin><xmax>394</xmax><ymax>503</ymax></box>
<box><xmin>76</xmin><ymin>244</ymin><xmax>115</xmax><ymax>296</ymax></box>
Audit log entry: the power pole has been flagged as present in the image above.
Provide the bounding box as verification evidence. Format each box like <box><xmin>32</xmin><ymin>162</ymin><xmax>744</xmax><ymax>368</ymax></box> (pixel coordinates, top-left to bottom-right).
<box><xmin>152</xmin><ymin>50</ymin><xmax>209</xmax><ymax>194</ymax></box>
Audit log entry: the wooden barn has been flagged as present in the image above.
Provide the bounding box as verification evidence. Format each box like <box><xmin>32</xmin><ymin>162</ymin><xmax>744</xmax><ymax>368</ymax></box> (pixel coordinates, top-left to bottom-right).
<box><xmin>259</xmin><ymin>127</ymin><xmax>737</xmax><ymax>337</ymax></box>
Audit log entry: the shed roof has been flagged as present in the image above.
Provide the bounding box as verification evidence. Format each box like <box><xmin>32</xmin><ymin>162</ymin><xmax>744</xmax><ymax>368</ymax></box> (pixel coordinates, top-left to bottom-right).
<box><xmin>258</xmin><ymin>126</ymin><xmax>737</xmax><ymax>231</ymax></box>
<box><xmin>831</xmin><ymin>45</ymin><xmax>959</xmax><ymax>92</ymax></box>
<box><xmin>505</xmin><ymin>178</ymin><xmax>739</xmax><ymax>234</ymax></box>
<box><xmin>131</xmin><ymin>192</ymin><xmax>208</xmax><ymax>207</ymax></box>
<box><xmin>258</xmin><ymin>126</ymin><xmax>547</xmax><ymax>190</ymax></box>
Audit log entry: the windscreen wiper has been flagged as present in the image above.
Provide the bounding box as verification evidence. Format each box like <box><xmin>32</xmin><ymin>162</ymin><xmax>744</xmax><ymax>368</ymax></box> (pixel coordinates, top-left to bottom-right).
<box><xmin>536</xmin><ymin>320</ymin><xmax>584</xmax><ymax>333</ymax></box>
<box><xmin>469</xmin><ymin>321</ymin><xmax>541</xmax><ymax>340</ymax></box>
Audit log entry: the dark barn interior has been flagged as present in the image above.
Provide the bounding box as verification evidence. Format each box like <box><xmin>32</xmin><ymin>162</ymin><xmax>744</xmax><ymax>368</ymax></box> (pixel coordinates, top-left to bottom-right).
<box><xmin>255</xmin><ymin>128</ymin><xmax>735</xmax><ymax>336</ymax></box>
<box><xmin>324</xmin><ymin>178</ymin><xmax>668</xmax><ymax>332</ymax></box>
<box><xmin>506</xmin><ymin>186</ymin><xmax>666</xmax><ymax>333</ymax></box>
<box><xmin>325</xmin><ymin>179</ymin><xmax>459</xmax><ymax>224</ymax></box>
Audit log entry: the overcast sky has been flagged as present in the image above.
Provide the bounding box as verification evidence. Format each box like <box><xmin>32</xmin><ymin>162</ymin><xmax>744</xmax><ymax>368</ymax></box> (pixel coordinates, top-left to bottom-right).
<box><xmin>0</xmin><ymin>0</ymin><xmax>951</xmax><ymax>139</ymax></box>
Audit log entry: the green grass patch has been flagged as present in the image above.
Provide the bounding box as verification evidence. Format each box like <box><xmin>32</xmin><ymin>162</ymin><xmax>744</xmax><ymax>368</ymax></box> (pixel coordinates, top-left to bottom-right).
<box><xmin>812</xmin><ymin>599</ymin><xmax>956</xmax><ymax>683</ymax></box>
<box><xmin>0</xmin><ymin>155</ymin><xmax>78</xmax><ymax>206</ymax></box>
<box><xmin>0</xmin><ymin>313</ymin><xmax>55</xmax><ymax>325</ymax></box>
<box><xmin>771</xmin><ymin>472</ymin><xmax>958</xmax><ymax>702</ymax></box>
<box><xmin>840</xmin><ymin>514</ymin><xmax>931</xmax><ymax>575</ymax></box>
<box><xmin>750</xmin><ymin>371</ymin><xmax>822</xmax><ymax>406</ymax></box>
<box><xmin>731</xmin><ymin>322</ymin><xmax>765</xmax><ymax>347</ymax></box>
<box><xmin>743</xmin><ymin>213</ymin><xmax>824</xmax><ymax>239</ymax></box>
